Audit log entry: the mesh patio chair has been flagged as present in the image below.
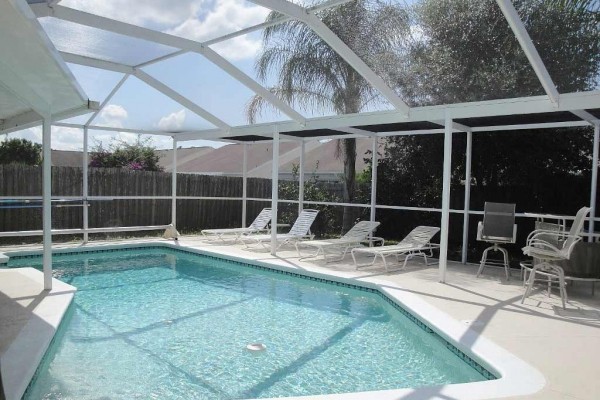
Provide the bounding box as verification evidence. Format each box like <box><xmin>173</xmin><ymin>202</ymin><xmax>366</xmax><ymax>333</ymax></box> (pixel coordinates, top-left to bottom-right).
<box><xmin>476</xmin><ymin>202</ymin><xmax>517</xmax><ymax>280</ymax></box>
<box><xmin>521</xmin><ymin>206</ymin><xmax>590</xmax><ymax>309</ymax></box>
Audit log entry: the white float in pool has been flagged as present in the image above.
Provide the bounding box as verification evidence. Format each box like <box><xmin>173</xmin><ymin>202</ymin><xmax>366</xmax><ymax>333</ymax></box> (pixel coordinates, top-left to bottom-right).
<box><xmin>246</xmin><ymin>343</ymin><xmax>266</xmax><ymax>352</ymax></box>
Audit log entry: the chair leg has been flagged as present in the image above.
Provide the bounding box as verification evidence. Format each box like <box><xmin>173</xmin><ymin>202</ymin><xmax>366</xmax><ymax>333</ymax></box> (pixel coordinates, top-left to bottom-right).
<box><xmin>498</xmin><ymin>247</ymin><xmax>510</xmax><ymax>280</ymax></box>
<box><xmin>476</xmin><ymin>247</ymin><xmax>491</xmax><ymax>277</ymax></box>
<box><xmin>521</xmin><ymin>264</ymin><xmax>538</xmax><ymax>304</ymax></box>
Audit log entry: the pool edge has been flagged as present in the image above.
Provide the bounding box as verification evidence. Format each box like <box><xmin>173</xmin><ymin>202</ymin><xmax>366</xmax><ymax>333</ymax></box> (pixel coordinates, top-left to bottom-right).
<box><xmin>4</xmin><ymin>240</ymin><xmax>545</xmax><ymax>400</ymax></box>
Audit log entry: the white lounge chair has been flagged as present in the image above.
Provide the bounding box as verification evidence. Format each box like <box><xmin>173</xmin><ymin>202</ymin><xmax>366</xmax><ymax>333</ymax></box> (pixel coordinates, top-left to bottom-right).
<box><xmin>295</xmin><ymin>220</ymin><xmax>381</xmax><ymax>262</ymax></box>
<box><xmin>201</xmin><ymin>208</ymin><xmax>271</xmax><ymax>242</ymax></box>
<box><xmin>241</xmin><ymin>209</ymin><xmax>319</xmax><ymax>249</ymax></box>
<box><xmin>351</xmin><ymin>226</ymin><xmax>440</xmax><ymax>271</ymax></box>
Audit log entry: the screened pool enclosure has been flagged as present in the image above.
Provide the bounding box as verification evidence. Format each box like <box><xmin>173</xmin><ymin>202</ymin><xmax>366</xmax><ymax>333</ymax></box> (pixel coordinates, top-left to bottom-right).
<box><xmin>1</xmin><ymin>0</ymin><xmax>599</xmax><ymax>289</ymax></box>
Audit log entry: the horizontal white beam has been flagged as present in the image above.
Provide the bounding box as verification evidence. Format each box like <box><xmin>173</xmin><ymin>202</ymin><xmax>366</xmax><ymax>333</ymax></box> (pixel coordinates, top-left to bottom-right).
<box><xmin>1</xmin><ymin>102</ymin><xmax>99</xmax><ymax>134</ymax></box>
<box><xmin>0</xmin><ymin>225</ymin><xmax>170</xmax><ymax>238</ymax></box>
<box><xmin>471</xmin><ymin>120</ymin><xmax>590</xmax><ymax>132</ymax></box>
<box><xmin>53</xmin><ymin>122</ymin><xmax>188</xmax><ymax>137</ymax></box>
<box><xmin>38</xmin><ymin>4</ymin><xmax>306</xmax><ymax>123</ymax></box>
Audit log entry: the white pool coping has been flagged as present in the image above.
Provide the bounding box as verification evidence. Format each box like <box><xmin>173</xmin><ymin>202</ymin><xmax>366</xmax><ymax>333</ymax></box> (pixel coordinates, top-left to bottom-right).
<box><xmin>0</xmin><ymin>268</ymin><xmax>76</xmax><ymax>400</ymax></box>
<box><xmin>1</xmin><ymin>240</ymin><xmax>545</xmax><ymax>400</ymax></box>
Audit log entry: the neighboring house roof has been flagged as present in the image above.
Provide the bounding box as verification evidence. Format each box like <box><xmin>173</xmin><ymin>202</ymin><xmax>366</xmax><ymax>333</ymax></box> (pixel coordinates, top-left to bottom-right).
<box><xmin>51</xmin><ymin>150</ymin><xmax>83</xmax><ymax>167</ymax></box>
<box><xmin>50</xmin><ymin>140</ymin><xmax>382</xmax><ymax>179</ymax></box>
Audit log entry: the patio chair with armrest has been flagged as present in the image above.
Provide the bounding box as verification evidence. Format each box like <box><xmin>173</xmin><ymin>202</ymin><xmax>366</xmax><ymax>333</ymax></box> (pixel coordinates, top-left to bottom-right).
<box><xmin>351</xmin><ymin>226</ymin><xmax>440</xmax><ymax>272</ymax></box>
<box><xmin>295</xmin><ymin>220</ymin><xmax>381</xmax><ymax>262</ymax></box>
<box><xmin>476</xmin><ymin>202</ymin><xmax>518</xmax><ymax>280</ymax></box>
<box><xmin>201</xmin><ymin>208</ymin><xmax>271</xmax><ymax>242</ymax></box>
<box><xmin>240</xmin><ymin>209</ymin><xmax>319</xmax><ymax>249</ymax></box>
<box><xmin>521</xmin><ymin>206</ymin><xmax>590</xmax><ymax>309</ymax></box>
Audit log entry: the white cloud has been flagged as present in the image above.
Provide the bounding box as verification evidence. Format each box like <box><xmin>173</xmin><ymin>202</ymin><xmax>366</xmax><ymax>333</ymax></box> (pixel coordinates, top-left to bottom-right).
<box><xmin>157</xmin><ymin>109</ymin><xmax>186</xmax><ymax>130</ymax></box>
<box><xmin>5</xmin><ymin>126</ymin><xmax>83</xmax><ymax>151</ymax></box>
<box><xmin>62</xmin><ymin>0</ymin><xmax>269</xmax><ymax>60</ymax></box>
<box><xmin>98</xmin><ymin>104</ymin><xmax>128</xmax><ymax>128</ymax></box>
<box><xmin>61</xmin><ymin>0</ymin><xmax>203</xmax><ymax>27</ymax></box>
<box><xmin>167</xmin><ymin>0</ymin><xmax>269</xmax><ymax>60</ymax></box>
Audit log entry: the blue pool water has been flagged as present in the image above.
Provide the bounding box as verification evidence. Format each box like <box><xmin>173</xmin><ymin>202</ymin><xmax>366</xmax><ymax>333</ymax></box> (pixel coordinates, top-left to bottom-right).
<box><xmin>9</xmin><ymin>248</ymin><xmax>491</xmax><ymax>399</ymax></box>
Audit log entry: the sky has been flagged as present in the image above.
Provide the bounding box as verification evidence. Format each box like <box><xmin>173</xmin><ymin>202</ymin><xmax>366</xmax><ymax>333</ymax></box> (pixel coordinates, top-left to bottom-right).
<box><xmin>5</xmin><ymin>0</ymin><xmax>299</xmax><ymax>151</ymax></box>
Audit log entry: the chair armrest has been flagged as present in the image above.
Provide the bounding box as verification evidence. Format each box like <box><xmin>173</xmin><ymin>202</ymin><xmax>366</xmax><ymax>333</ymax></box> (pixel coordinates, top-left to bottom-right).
<box><xmin>525</xmin><ymin>229</ymin><xmax>566</xmax><ymax>243</ymax></box>
<box><xmin>476</xmin><ymin>221</ymin><xmax>483</xmax><ymax>241</ymax></box>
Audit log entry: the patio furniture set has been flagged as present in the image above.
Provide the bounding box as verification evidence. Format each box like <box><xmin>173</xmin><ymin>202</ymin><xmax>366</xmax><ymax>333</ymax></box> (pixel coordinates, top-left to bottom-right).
<box><xmin>202</xmin><ymin>203</ymin><xmax>597</xmax><ymax>309</ymax></box>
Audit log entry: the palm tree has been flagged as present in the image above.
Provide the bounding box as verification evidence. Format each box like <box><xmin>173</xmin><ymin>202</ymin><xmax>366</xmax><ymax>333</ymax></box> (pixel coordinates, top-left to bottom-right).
<box><xmin>247</xmin><ymin>0</ymin><xmax>410</xmax><ymax>230</ymax></box>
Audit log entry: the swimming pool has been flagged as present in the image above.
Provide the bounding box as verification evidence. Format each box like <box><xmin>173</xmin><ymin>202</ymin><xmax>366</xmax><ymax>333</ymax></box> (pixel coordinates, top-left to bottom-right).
<box><xmin>10</xmin><ymin>247</ymin><xmax>493</xmax><ymax>399</ymax></box>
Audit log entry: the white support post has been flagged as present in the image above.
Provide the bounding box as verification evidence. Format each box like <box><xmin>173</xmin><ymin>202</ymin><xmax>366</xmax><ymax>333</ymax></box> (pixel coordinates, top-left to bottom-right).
<box><xmin>461</xmin><ymin>132</ymin><xmax>473</xmax><ymax>263</ymax></box>
<box><xmin>590</xmin><ymin>123</ymin><xmax>599</xmax><ymax>239</ymax></box>
<box><xmin>298</xmin><ymin>140</ymin><xmax>305</xmax><ymax>214</ymax></box>
<box><xmin>82</xmin><ymin>126</ymin><xmax>89</xmax><ymax>243</ymax></box>
<box><xmin>439</xmin><ymin>113</ymin><xmax>453</xmax><ymax>283</ymax></box>
<box><xmin>171</xmin><ymin>137</ymin><xmax>177</xmax><ymax>228</ymax></box>
<box><xmin>42</xmin><ymin>117</ymin><xmax>52</xmax><ymax>290</ymax></box>
<box><xmin>370</xmin><ymin>136</ymin><xmax>378</xmax><ymax>224</ymax></box>
<box><xmin>271</xmin><ymin>127</ymin><xmax>280</xmax><ymax>255</ymax></box>
<box><xmin>242</xmin><ymin>143</ymin><xmax>248</xmax><ymax>227</ymax></box>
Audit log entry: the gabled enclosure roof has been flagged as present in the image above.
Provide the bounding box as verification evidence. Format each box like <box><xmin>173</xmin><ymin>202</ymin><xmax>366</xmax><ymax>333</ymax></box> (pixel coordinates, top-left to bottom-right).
<box><xmin>0</xmin><ymin>0</ymin><xmax>96</xmax><ymax>134</ymax></box>
<box><xmin>4</xmin><ymin>0</ymin><xmax>599</xmax><ymax>142</ymax></box>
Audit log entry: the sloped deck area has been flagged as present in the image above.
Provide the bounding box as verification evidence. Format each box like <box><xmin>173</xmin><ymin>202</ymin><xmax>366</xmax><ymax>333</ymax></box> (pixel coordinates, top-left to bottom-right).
<box><xmin>1</xmin><ymin>236</ymin><xmax>599</xmax><ymax>400</ymax></box>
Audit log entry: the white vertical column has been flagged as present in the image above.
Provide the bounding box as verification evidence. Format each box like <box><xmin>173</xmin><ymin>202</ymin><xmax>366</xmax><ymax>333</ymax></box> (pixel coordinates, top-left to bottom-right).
<box><xmin>82</xmin><ymin>126</ymin><xmax>89</xmax><ymax>243</ymax></box>
<box><xmin>439</xmin><ymin>113</ymin><xmax>453</xmax><ymax>283</ymax></box>
<box><xmin>42</xmin><ymin>117</ymin><xmax>53</xmax><ymax>290</ymax></box>
<box><xmin>271</xmin><ymin>128</ymin><xmax>280</xmax><ymax>255</ymax></box>
<box><xmin>461</xmin><ymin>132</ymin><xmax>473</xmax><ymax>263</ymax></box>
<box><xmin>298</xmin><ymin>140</ymin><xmax>305</xmax><ymax>214</ymax></box>
<box><xmin>370</xmin><ymin>136</ymin><xmax>378</xmax><ymax>223</ymax></box>
<box><xmin>590</xmin><ymin>123</ymin><xmax>599</xmax><ymax>239</ymax></box>
<box><xmin>171</xmin><ymin>137</ymin><xmax>178</xmax><ymax>228</ymax></box>
<box><xmin>242</xmin><ymin>143</ymin><xmax>248</xmax><ymax>227</ymax></box>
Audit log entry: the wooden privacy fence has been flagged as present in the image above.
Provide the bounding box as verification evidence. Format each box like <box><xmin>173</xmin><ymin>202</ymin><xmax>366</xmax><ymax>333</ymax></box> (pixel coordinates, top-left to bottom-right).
<box><xmin>0</xmin><ymin>165</ymin><xmax>272</xmax><ymax>234</ymax></box>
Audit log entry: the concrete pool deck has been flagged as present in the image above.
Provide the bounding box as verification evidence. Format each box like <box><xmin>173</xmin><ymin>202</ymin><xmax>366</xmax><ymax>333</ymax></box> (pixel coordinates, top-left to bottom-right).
<box><xmin>1</xmin><ymin>236</ymin><xmax>599</xmax><ymax>400</ymax></box>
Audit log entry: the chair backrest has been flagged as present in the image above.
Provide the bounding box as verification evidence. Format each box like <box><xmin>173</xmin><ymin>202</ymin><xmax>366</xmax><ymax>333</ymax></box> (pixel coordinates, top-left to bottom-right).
<box><xmin>341</xmin><ymin>221</ymin><xmax>380</xmax><ymax>241</ymax></box>
<box><xmin>288</xmin><ymin>209</ymin><xmax>319</xmax><ymax>236</ymax></box>
<box><xmin>561</xmin><ymin>206</ymin><xmax>591</xmax><ymax>256</ymax></box>
<box><xmin>248</xmin><ymin>208</ymin><xmax>272</xmax><ymax>230</ymax></box>
<box><xmin>481</xmin><ymin>202</ymin><xmax>516</xmax><ymax>242</ymax></box>
<box><xmin>399</xmin><ymin>226</ymin><xmax>440</xmax><ymax>247</ymax></box>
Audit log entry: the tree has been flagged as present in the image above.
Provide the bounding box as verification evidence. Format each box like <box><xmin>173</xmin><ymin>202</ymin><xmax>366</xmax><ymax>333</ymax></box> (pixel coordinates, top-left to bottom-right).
<box><xmin>0</xmin><ymin>138</ymin><xmax>42</xmax><ymax>165</ymax></box>
<box><xmin>90</xmin><ymin>136</ymin><xmax>163</xmax><ymax>171</ymax></box>
<box><xmin>247</xmin><ymin>0</ymin><xmax>410</xmax><ymax>230</ymax></box>
<box><xmin>377</xmin><ymin>0</ymin><xmax>600</xmax><ymax>241</ymax></box>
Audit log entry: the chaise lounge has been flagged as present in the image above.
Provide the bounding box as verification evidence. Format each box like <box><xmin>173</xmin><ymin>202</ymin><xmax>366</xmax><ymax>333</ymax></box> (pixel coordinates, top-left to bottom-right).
<box><xmin>351</xmin><ymin>226</ymin><xmax>440</xmax><ymax>271</ymax></box>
